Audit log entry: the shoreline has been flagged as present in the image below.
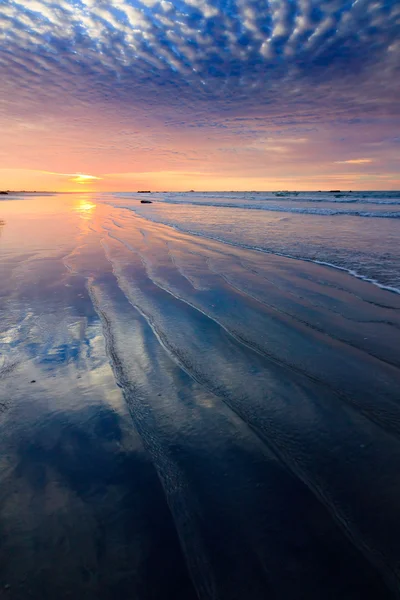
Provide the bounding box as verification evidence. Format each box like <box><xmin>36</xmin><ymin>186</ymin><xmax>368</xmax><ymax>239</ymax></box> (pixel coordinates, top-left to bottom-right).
<box><xmin>110</xmin><ymin>201</ymin><xmax>400</xmax><ymax>296</ymax></box>
<box><xmin>0</xmin><ymin>194</ymin><xmax>400</xmax><ymax>599</ymax></box>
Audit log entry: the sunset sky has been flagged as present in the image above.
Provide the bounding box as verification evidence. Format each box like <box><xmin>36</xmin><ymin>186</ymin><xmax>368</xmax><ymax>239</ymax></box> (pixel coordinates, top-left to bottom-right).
<box><xmin>1</xmin><ymin>0</ymin><xmax>399</xmax><ymax>191</ymax></box>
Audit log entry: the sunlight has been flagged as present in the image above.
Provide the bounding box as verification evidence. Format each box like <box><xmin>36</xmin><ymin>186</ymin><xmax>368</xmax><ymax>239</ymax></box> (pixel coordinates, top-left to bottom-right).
<box><xmin>70</xmin><ymin>173</ymin><xmax>101</xmax><ymax>184</ymax></box>
<box><xmin>74</xmin><ymin>198</ymin><xmax>96</xmax><ymax>219</ymax></box>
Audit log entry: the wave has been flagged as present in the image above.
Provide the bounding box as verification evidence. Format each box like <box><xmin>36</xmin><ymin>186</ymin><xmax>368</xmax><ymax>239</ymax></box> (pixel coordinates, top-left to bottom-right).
<box><xmin>113</xmin><ymin>191</ymin><xmax>400</xmax><ymax>207</ymax></box>
<box><xmin>109</xmin><ymin>202</ymin><xmax>400</xmax><ymax>295</ymax></box>
<box><xmin>268</xmin><ymin>197</ymin><xmax>400</xmax><ymax>205</ymax></box>
<box><xmin>152</xmin><ymin>200</ymin><xmax>400</xmax><ymax>218</ymax></box>
<box><xmin>305</xmin><ymin>260</ymin><xmax>400</xmax><ymax>296</ymax></box>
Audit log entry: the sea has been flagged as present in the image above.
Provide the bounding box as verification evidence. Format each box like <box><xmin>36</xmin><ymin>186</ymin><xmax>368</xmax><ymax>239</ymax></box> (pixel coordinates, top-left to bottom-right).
<box><xmin>108</xmin><ymin>190</ymin><xmax>400</xmax><ymax>292</ymax></box>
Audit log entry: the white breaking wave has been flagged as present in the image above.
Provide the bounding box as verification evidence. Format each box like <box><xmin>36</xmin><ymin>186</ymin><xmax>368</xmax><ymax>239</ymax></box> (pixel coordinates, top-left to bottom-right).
<box><xmin>112</xmin><ymin>191</ymin><xmax>400</xmax><ymax>218</ymax></box>
<box><xmin>152</xmin><ymin>201</ymin><xmax>400</xmax><ymax>218</ymax></box>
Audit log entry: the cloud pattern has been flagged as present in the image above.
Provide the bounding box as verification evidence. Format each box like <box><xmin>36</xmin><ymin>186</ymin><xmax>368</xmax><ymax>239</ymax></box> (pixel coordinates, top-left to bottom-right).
<box><xmin>0</xmin><ymin>0</ymin><xmax>399</xmax><ymax>190</ymax></box>
<box><xmin>1</xmin><ymin>0</ymin><xmax>399</xmax><ymax>116</ymax></box>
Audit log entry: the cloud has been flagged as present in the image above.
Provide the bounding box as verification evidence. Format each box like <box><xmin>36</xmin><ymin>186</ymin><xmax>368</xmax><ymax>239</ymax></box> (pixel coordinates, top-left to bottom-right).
<box><xmin>335</xmin><ymin>159</ymin><xmax>373</xmax><ymax>164</ymax></box>
<box><xmin>40</xmin><ymin>170</ymin><xmax>102</xmax><ymax>180</ymax></box>
<box><xmin>70</xmin><ymin>173</ymin><xmax>102</xmax><ymax>183</ymax></box>
<box><xmin>0</xmin><ymin>0</ymin><xmax>398</xmax><ymax>121</ymax></box>
<box><xmin>0</xmin><ymin>0</ymin><xmax>399</xmax><ymax>190</ymax></box>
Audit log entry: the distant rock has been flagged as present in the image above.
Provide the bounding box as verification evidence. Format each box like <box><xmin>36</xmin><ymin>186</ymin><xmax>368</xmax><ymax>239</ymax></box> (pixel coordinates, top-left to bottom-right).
<box><xmin>138</xmin><ymin>190</ymin><xmax>151</xmax><ymax>193</ymax></box>
<box><xmin>329</xmin><ymin>190</ymin><xmax>341</xmax><ymax>193</ymax></box>
<box><xmin>0</xmin><ymin>191</ymin><xmax>8</xmax><ymax>195</ymax></box>
<box><xmin>140</xmin><ymin>200</ymin><xmax>152</xmax><ymax>204</ymax></box>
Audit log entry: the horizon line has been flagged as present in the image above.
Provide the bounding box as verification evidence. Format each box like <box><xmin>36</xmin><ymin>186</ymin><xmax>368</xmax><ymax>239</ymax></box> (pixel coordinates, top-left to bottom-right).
<box><xmin>2</xmin><ymin>188</ymin><xmax>400</xmax><ymax>194</ymax></box>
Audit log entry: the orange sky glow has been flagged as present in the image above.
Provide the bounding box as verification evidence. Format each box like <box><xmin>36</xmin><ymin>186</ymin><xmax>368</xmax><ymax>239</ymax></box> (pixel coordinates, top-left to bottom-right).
<box><xmin>2</xmin><ymin>161</ymin><xmax>400</xmax><ymax>194</ymax></box>
<box><xmin>1</xmin><ymin>0</ymin><xmax>399</xmax><ymax>193</ymax></box>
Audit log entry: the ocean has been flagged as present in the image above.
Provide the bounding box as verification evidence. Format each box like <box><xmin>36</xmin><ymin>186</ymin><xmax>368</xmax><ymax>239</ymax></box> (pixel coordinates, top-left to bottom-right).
<box><xmin>108</xmin><ymin>190</ymin><xmax>400</xmax><ymax>292</ymax></box>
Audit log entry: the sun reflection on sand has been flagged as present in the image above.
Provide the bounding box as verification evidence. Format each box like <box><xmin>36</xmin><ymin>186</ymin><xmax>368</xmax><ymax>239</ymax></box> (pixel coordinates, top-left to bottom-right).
<box><xmin>74</xmin><ymin>198</ymin><xmax>96</xmax><ymax>219</ymax></box>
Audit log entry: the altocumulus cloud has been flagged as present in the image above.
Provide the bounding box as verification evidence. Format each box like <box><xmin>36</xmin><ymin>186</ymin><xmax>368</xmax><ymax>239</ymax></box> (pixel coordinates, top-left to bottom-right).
<box><xmin>1</xmin><ymin>0</ymin><xmax>399</xmax><ymax>123</ymax></box>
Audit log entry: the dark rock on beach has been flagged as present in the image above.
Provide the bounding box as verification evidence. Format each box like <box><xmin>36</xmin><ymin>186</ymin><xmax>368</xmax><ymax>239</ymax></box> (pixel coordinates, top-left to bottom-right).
<box><xmin>140</xmin><ymin>200</ymin><xmax>152</xmax><ymax>204</ymax></box>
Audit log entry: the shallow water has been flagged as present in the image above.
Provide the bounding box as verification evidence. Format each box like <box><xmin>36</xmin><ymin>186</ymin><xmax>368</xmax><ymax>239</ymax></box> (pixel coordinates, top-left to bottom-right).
<box><xmin>1</xmin><ymin>194</ymin><xmax>400</xmax><ymax>599</ymax></box>
<box><xmin>110</xmin><ymin>190</ymin><xmax>400</xmax><ymax>291</ymax></box>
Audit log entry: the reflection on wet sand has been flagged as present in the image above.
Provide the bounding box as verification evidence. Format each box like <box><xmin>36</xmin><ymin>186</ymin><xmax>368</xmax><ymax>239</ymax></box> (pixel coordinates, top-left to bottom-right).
<box><xmin>73</xmin><ymin>198</ymin><xmax>97</xmax><ymax>219</ymax></box>
<box><xmin>0</xmin><ymin>210</ymin><xmax>195</xmax><ymax>598</ymax></box>
<box><xmin>1</xmin><ymin>194</ymin><xmax>400</xmax><ymax>599</ymax></box>
<box><xmin>0</xmin><ymin>404</ymin><xmax>195</xmax><ymax>599</ymax></box>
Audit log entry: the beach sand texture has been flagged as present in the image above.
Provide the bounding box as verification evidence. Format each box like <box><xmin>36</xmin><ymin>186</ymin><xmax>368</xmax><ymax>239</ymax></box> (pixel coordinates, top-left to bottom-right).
<box><xmin>1</xmin><ymin>194</ymin><xmax>400</xmax><ymax>599</ymax></box>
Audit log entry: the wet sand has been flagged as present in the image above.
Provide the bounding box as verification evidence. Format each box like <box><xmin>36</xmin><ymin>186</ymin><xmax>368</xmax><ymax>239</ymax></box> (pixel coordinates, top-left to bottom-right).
<box><xmin>1</xmin><ymin>194</ymin><xmax>400</xmax><ymax>599</ymax></box>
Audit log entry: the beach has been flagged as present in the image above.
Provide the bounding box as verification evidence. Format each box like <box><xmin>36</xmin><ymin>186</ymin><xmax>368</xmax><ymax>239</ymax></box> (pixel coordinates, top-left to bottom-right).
<box><xmin>1</xmin><ymin>192</ymin><xmax>400</xmax><ymax>599</ymax></box>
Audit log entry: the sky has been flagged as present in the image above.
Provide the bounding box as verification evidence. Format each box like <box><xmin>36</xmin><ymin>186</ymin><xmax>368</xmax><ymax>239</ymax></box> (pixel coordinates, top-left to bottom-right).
<box><xmin>0</xmin><ymin>0</ymin><xmax>399</xmax><ymax>191</ymax></box>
